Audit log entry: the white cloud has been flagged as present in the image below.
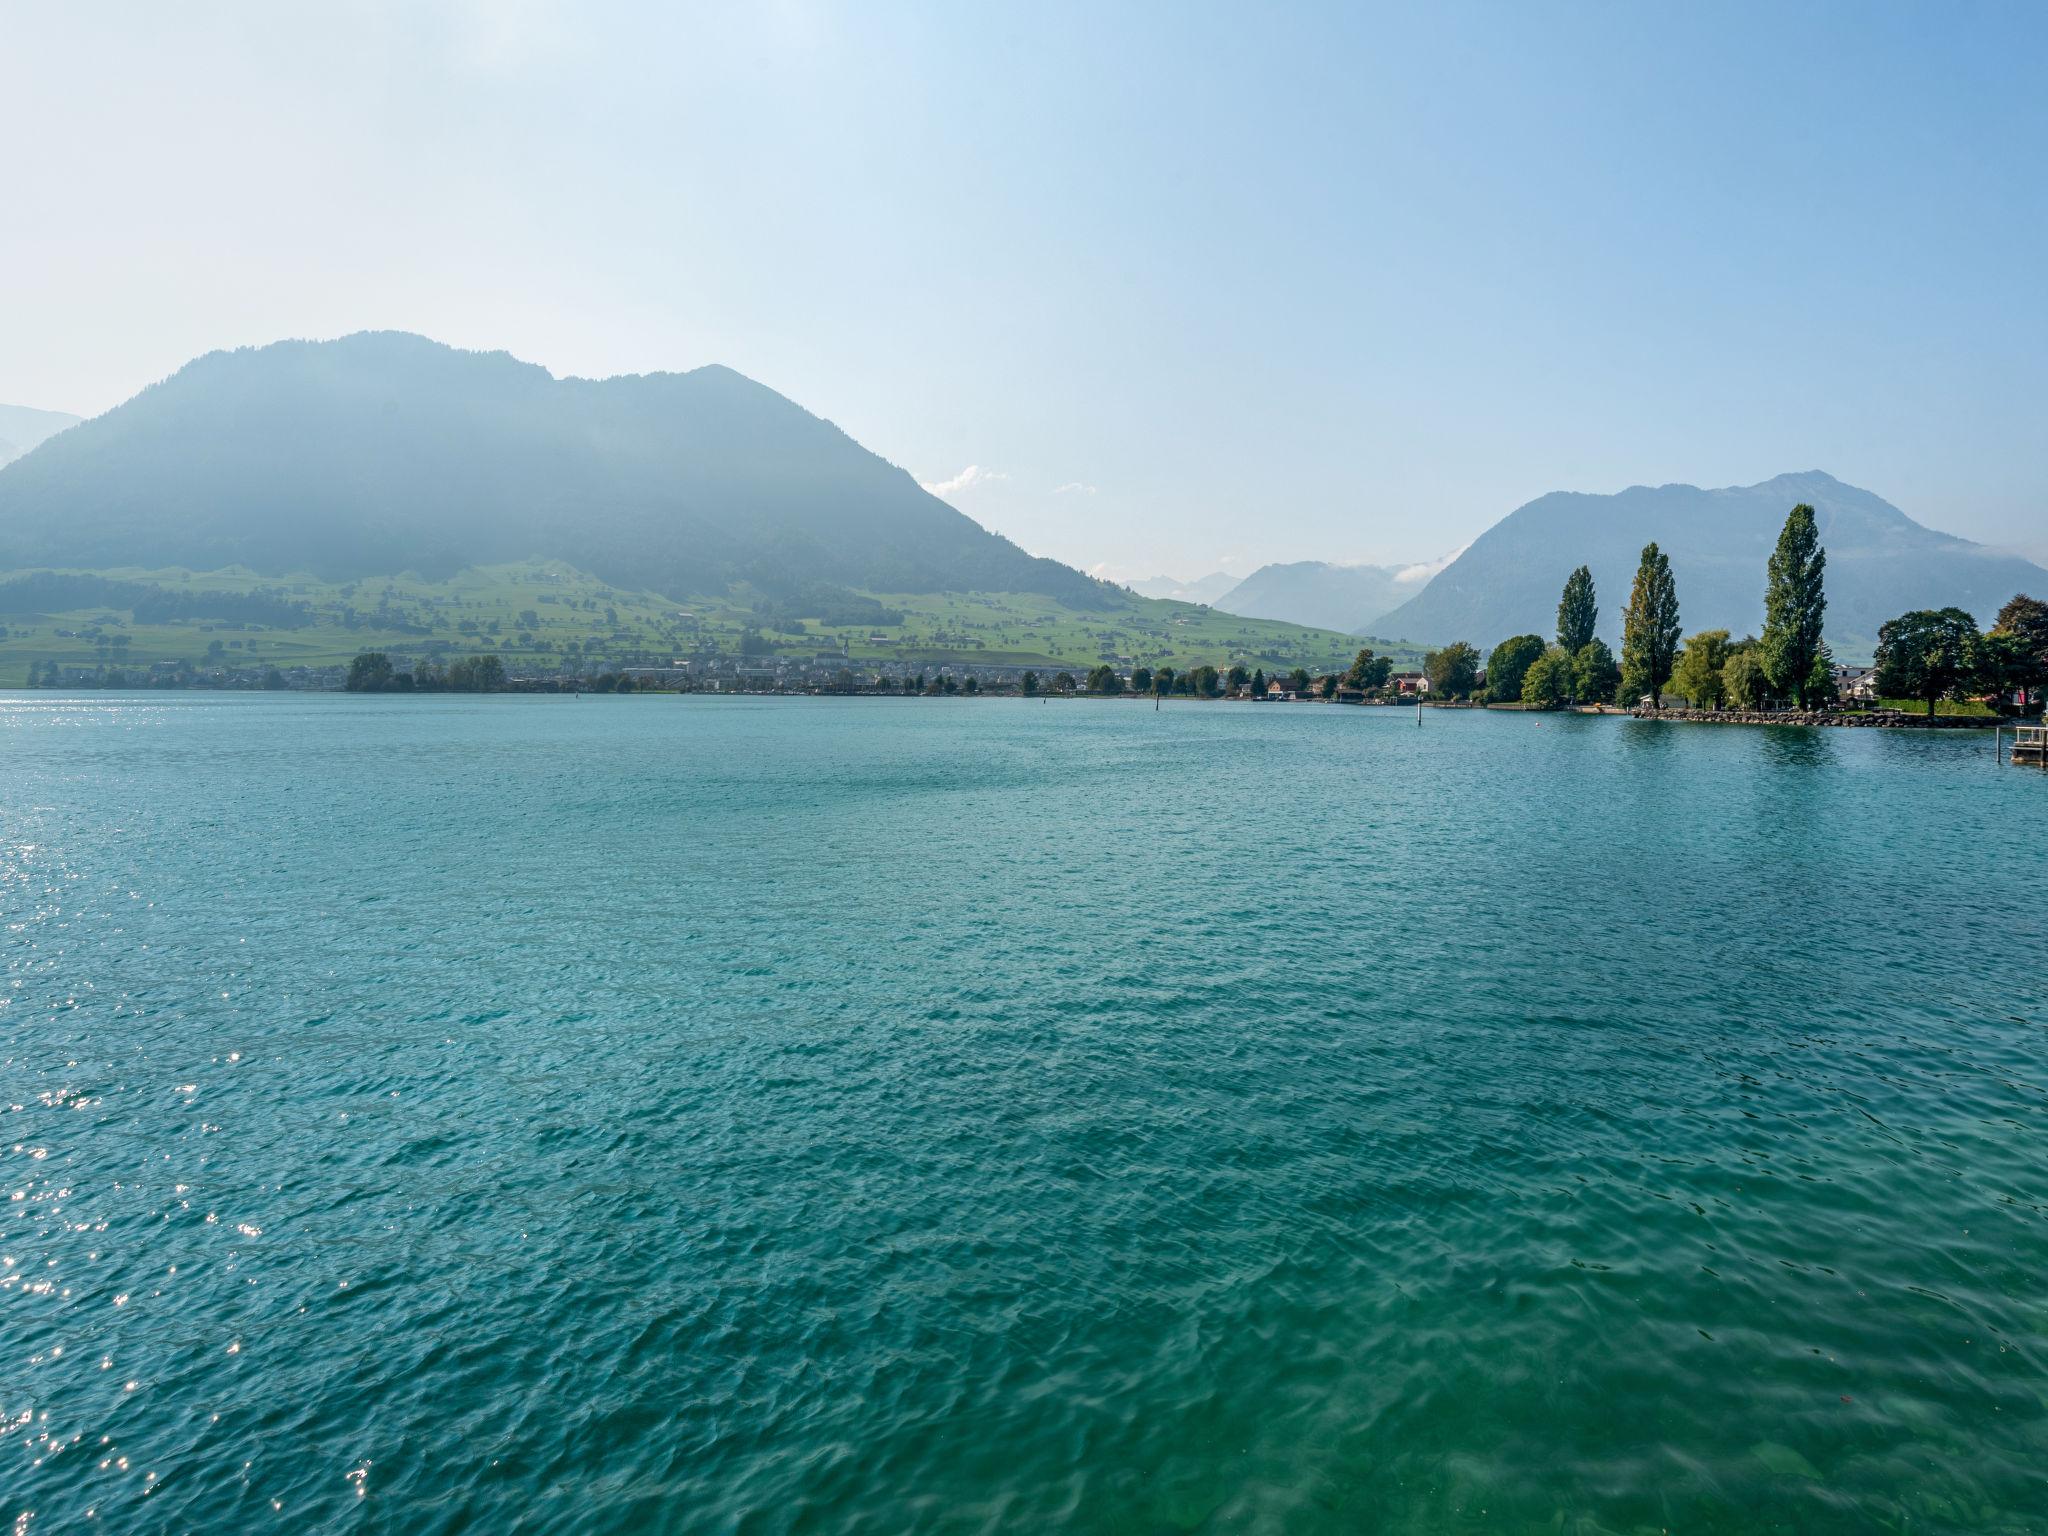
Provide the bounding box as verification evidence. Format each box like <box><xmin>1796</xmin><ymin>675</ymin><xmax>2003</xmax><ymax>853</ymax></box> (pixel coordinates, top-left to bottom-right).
<box><xmin>1392</xmin><ymin>543</ymin><xmax>1470</xmax><ymax>585</ymax></box>
<box><xmin>1053</xmin><ymin>481</ymin><xmax>1098</xmax><ymax>496</ymax></box>
<box><xmin>919</xmin><ymin>464</ymin><xmax>1008</xmax><ymax>497</ymax></box>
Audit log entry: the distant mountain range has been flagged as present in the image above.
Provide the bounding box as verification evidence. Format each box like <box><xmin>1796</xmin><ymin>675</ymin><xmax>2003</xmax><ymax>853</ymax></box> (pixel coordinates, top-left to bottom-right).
<box><xmin>0</xmin><ymin>333</ymin><xmax>1110</xmax><ymax>609</ymax></box>
<box><xmin>0</xmin><ymin>404</ymin><xmax>81</xmax><ymax>468</ymax></box>
<box><xmin>1210</xmin><ymin>560</ymin><xmax>1427</xmax><ymax>634</ymax></box>
<box><xmin>1372</xmin><ymin>472</ymin><xmax>2046</xmax><ymax>660</ymax></box>
<box><xmin>1126</xmin><ymin>572</ymin><xmax>1241</xmax><ymax>605</ymax></box>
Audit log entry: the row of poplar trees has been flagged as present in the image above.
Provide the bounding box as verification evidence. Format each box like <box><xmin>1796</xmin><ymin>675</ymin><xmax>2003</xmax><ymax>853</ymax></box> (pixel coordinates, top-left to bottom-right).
<box><xmin>1616</xmin><ymin>503</ymin><xmax>1828</xmax><ymax>708</ymax></box>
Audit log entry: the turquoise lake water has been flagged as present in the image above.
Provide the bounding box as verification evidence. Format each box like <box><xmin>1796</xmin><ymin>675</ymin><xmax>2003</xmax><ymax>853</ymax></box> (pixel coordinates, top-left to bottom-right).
<box><xmin>3</xmin><ymin>694</ymin><xmax>2045</xmax><ymax>1533</ymax></box>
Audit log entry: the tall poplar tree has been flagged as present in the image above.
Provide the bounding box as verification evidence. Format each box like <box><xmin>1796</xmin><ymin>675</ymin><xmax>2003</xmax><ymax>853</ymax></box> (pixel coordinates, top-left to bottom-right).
<box><xmin>1618</xmin><ymin>542</ymin><xmax>1681</xmax><ymax>707</ymax></box>
<box><xmin>1556</xmin><ymin>566</ymin><xmax>1598</xmax><ymax>653</ymax></box>
<box><xmin>1760</xmin><ymin>503</ymin><xmax>1828</xmax><ymax>707</ymax></box>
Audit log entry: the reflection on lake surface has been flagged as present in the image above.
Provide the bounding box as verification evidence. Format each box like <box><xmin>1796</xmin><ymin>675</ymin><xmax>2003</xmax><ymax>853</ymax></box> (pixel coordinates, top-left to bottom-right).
<box><xmin>3</xmin><ymin>695</ymin><xmax>2044</xmax><ymax>1533</ymax></box>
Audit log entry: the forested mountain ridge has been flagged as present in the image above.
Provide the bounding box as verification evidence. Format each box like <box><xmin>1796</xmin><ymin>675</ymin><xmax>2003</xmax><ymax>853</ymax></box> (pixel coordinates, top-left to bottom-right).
<box><xmin>0</xmin><ymin>333</ymin><xmax>1111</xmax><ymax>609</ymax></box>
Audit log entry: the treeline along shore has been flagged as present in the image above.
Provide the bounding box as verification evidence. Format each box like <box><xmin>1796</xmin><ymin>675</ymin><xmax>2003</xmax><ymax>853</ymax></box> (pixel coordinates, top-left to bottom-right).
<box><xmin>320</xmin><ymin>503</ymin><xmax>2047</xmax><ymax>726</ymax></box>
<box><xmin>36</xmin><ymin>502</ymin><xmax>2032</xmax><ymax>722</ymax></box>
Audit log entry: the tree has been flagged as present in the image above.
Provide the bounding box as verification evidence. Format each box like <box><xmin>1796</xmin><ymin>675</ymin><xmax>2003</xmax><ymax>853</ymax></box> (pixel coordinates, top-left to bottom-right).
<box><xmin>1086</xmin><ymin>664</ymin><xmax>1122</xmax><ymax>694</ymax></box>
<box><xmin>1130</xmin><ymin>665</ymin><xmax>1153</xmax><ymax>694</ymax></box>
<box><xmin>1521</xmin><ymin>646</ymin><xmax>1570</xmax><ymax>709</ymax></box>
<box><xmin>1619</xmin><ymin>543</ymin><xmax>1681</xmax><ymax>706</ymax></box>
<box><xmin>1250</xmin><ymin>667</ymin><xmax>1267</xmax><ymax>697</ymax></box>
<box><xmin>1021</xmin><ymin>670</ymin><xmax>1039</xmax><ymax>696</ymax></box>
<box><xmin>1669</xmin><ymin>630</ymin><xmax>1732</xmax><ymax>709</ymax></box>
<box><xmin>1053</xmin><ymin>671</ymin><xmax>1076</xmax><ymax>693</ymax></box>
<box><xmin>1722</xmin><ymin>643</ymin><xmax>1767</xmax><ymax>709</ymax></box>
<box><xmin>1484</xmin><ymin>635</ymin><xmax>1545</xmax><ymax>703</ymax></box>
<box><xmin>1190</xmin><ymin>664</ymin><xmax>1221</xmax><ymax>697</ymax></box>
<box><xmin>1760</xmin><ymin>503</ymin><xmax>1828</xmax><ymax>706</ymax></box>
<box><xmin>1226</xmin><ymin>664</ymin><xmax>1249</xmax><ymax>690</ymax></box>
<box><xmin>1423</xmin><ymin>642</ymin><xmax>1479</xmax><ymax>699</ymax></box>
<box><xmin>1994</xmin><ymin>593</ymin><xmax>2048</xmax><ymax>660</ymax></box>
<box><xmin>262</xmin><ymin>667</ymin><xmax>287</xmax><ymax>690</ymax></box>
<box><xmin>345</xmin><ymin>652</ymin><xmax>394</xmax><ymax>692</ymax></box>
<box><xmin>1152</xmin><ymin>666</ymin><xmax>1174</xmax><ymax>697</ymax></box>
<box><xmin>1873</xmin><ymin>607</ymin><xmax>1982</xmax><ymax>717</ymax></box>
<box><xmin>1571</xmin><ymin>639</ymin><xmax>1619</xmax><ymax>705</ymax></box>
<box><xmin>963</xmin><ymin>676</ymin><xmax>978</xmax><ymax>694</ymax></box>
<box><xmin>1991</xmin><ymin>594</ymin><xmax>2048</xmax><ymax>711</ymax></box>
<box><xmin>1317</xmin><ymin>674</ymin><xmax>1337</xmax><ymax>699</ymax></box>
<box><xmin>447</xmin><ymin>654</ymin><xmax>506</xmax><ymax>692</ymax></box>
<box><xmin>1556</xmin><ymin>566</ymin><xmax>1598</xmax><ymax>653</ymax></box>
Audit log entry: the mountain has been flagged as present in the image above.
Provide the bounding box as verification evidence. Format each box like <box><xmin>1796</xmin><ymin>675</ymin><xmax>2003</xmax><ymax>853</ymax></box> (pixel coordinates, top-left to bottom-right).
<box><xmin>1372</xmin><ymin>472</ymin><xmax>2048</xmax><ymax>660</ymax></box>
<box><xmin>0</xmin><ymin>332</ymin><xmax>1109</xmax><ymax>608</ymax></box>
<box><xmin>0</xmin><ymin>404</ymin><xmax>82</xmax><ymax>468</ymax></box>
<box><xmin>1127</xmin><ymin>571</ymin><xmax>1241</xmax><ymax>605</ymax></box>
<box><xmin>1214</xmin><ymin>560</ymin><xmax>1419</xmax><ymax>634</ymax></box>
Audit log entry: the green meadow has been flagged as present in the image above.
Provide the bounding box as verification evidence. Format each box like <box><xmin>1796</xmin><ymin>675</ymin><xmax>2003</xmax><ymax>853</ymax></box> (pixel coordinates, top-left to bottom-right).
<box><xmin>0</xmin><ymin>561</ymin><xmax>1416</xmax><ymax>682</ymax></box>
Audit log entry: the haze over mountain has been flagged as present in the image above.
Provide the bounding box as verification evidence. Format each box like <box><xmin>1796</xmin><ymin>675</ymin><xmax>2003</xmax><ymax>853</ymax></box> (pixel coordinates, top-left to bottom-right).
<box><xmin>0</xmin><ymin>333</ymin><xmax>1110</xmax><ymax>609</ymax></box>
<box><xmin>1213</xmin><ymin>561</ymin><xmax>1427</xmax><ymax>635</ymax></box>
<box><xmin>0</xmin><ymin>404</ymin><xmax>81</xmax><ymax>468</ymax></box>
<box><xmin>1125</xmin><ymin>572</ymin><xmax>1240</xmax><ymax>606</ymax></box>
<box><xmin>1373</xmin><ymin>472</ymin><xmax>2048</xmax><ymax>659</ymax></box>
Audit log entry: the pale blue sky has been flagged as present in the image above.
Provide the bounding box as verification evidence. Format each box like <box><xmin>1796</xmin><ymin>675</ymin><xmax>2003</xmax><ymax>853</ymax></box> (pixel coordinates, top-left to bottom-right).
<box><xmin>2</xmin><ymin>0</ymin><xmax>2042</xmax><ymax>575</ymax></box>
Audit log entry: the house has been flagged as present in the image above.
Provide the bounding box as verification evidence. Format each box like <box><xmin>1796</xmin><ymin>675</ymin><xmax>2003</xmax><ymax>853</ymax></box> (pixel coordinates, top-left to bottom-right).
<box><xmin>1390</xmin><ymin>670</ymin><xmax>1429</xmax><ymax>696</ymax></box>
<box><xmin>1833</xmin><ymin>664</ymin><xmax>1879</xmax><ymax>703</ymax></box>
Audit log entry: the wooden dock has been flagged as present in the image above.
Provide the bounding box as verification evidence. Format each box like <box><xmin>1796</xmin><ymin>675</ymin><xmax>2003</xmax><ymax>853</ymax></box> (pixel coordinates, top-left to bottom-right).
<box><xmin>2003</xmin><ymin>723</ymin><xmax>2047</xmax><ymax>766</ymax></box>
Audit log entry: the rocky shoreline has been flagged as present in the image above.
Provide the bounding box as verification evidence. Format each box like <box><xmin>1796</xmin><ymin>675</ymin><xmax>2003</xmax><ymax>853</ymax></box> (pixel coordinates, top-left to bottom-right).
<box><xmin>1630</xmin><ymin>706</ymin><xmax>2002</xmax><ymax>729</ymax></box>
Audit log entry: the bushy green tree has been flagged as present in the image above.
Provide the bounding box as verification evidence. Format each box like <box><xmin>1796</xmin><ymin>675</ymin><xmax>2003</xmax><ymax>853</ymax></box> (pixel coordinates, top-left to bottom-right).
<box><xmin>1521</xmin><ymin>646</ymin><xmax>1571</xmax><ymax>709</ymax></box>
<box><xmin>1317</xmin><ymin>673</ymin><xmax>1337</xmax><ymax>699</ymax></box>
<box><xmin>1485</xmin><ymin>634</ymin><xmax>1545</xmax><ymax>703</ymax></box>
<box><xmin>345</xmin><ymin>652</ymin><xmax>394</xmax><ymax>692</ymax></box>
<box><xmin>1874</xmin><ymin>607</ymin><xmax>1981</xmax><ymax>717</ymax></box>
<box><xmin>1423</xmin><ymin>641</ymin><xmax>1480</xmax><ymax>698</ymax></box>
<box><xmin>1085</xmin><ymin>664</ymin><xmax>1121</xmax><ymax>694</ymax></box>
<box><xmin>1250</xmin><ymin>667</ymin><xmax>1267</xmax><ymax>696</ymax></box>
<box><xmin>1556</xmin><ymin>566</ymin><xmax>1598</xmax><ymax>653</ymax></box>
<box><xmin>1226</xmin><ymin>664</ymin><xmax>1249</xmax><ymax>690</ymax></box>
<box><xmin>1130</xmin><ymin>665</ymin><xmax>1153</xmax><ymax>694</ymax></box>
<box><xmin>1619</xmin><ymin>543</ymin><xmax>1681</xmax><ymax>706</ymax></box>
<box><xmin>1991</xmin><ymin>594</ymin><xmax>2047</xmax><ymax>710</ymax></box>
<box><xmin>1152</xmin><ymin>666</ymin><xmax>1174</xmax><ymax>697</ymax></box>
<box><xmin>1572</xmin><ymin>639</ymin><xmax>1619</xmax><ymax>704</ymax></box>
<box><xmin>1190</xmin><ymin>664</ymin><xmax>1221</xmax><ymax>697</ymax></box>
<box><xmin>1760</xmin><ymin>503</ymin><xmax>1828</xmax><ymax>706</ymax></box>
<box><xmin>1287</xmin><ymin>667</ymin><xmax>1311</xmax><ymax>694</ymax></box>
<box><xmin>1670</xmin><ymin>630</ymin><xmax>1732</xmax><ymax>708</ymax></box>
<box><xmin>1021</xmin><ymin>670</ymin><xmax>1038</xmax><ymax>696</ymax></box>
<box><xmin>1345</xmin><ymin>647</ymin><xmax>1393</xmax><ymax>691</ymax></box>
<box><xmin>1721</xmin><ymin>642</ymin><xmax>1766</xmax><ymax>709</ymax></box>
<box><xmin>447</xmin><ymin>653</ymin><xmax>506</xmax><ymax>691</ymax></box>
<box><xmin>1053</xmin><ymin>671</ymin><xmax>1076</xmax><ymax>693</ymax></box>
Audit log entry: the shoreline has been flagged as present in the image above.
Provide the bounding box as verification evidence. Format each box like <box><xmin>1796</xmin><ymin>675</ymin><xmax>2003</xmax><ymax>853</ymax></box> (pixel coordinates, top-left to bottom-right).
<box><xmin>1630</xmin><ymin>705</ymin><xmax>2005</xmax><ymax>730</ymax></box>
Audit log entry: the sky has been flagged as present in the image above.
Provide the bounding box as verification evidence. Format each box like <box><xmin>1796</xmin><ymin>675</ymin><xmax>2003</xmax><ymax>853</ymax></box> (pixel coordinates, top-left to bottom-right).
<box><xmin>3</xmin><ymin>0</ymin><xmax>2044</xmax><ymax>577</ymax></box>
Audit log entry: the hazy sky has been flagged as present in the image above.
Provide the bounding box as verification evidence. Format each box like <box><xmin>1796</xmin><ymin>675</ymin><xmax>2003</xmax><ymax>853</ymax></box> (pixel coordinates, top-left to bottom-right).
<box><xmin>4</xmin><ymin>0</ymin><xmax>2044</xmax><ymax>576</ymax></box>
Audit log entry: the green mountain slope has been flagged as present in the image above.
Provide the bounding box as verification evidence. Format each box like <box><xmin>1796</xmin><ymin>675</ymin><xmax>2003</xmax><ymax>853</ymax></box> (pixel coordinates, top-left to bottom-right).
<box><xmin>0</xmin><ymin>561</ymin><xmax>1389</xmax><ymax>682</ymax></box>
<box><xmin>0</xmin><ymin>332</ymin><xmax>1107</xmax><ymax>608</ymax></box>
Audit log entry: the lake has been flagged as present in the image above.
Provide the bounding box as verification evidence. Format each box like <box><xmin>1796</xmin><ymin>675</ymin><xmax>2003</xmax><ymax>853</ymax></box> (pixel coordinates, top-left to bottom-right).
<box><xmin>3</xmin><ymin>694</ymin><xmax>2044</xmax><ymax>1533</ymax></box>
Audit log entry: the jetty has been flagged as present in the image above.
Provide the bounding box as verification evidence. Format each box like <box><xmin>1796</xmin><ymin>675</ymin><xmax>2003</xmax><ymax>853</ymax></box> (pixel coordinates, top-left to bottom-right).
<box><xmin>2004</xmin><ymin>723</ymin><xmax>2048</xmax><ymax>766</ymax></box>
